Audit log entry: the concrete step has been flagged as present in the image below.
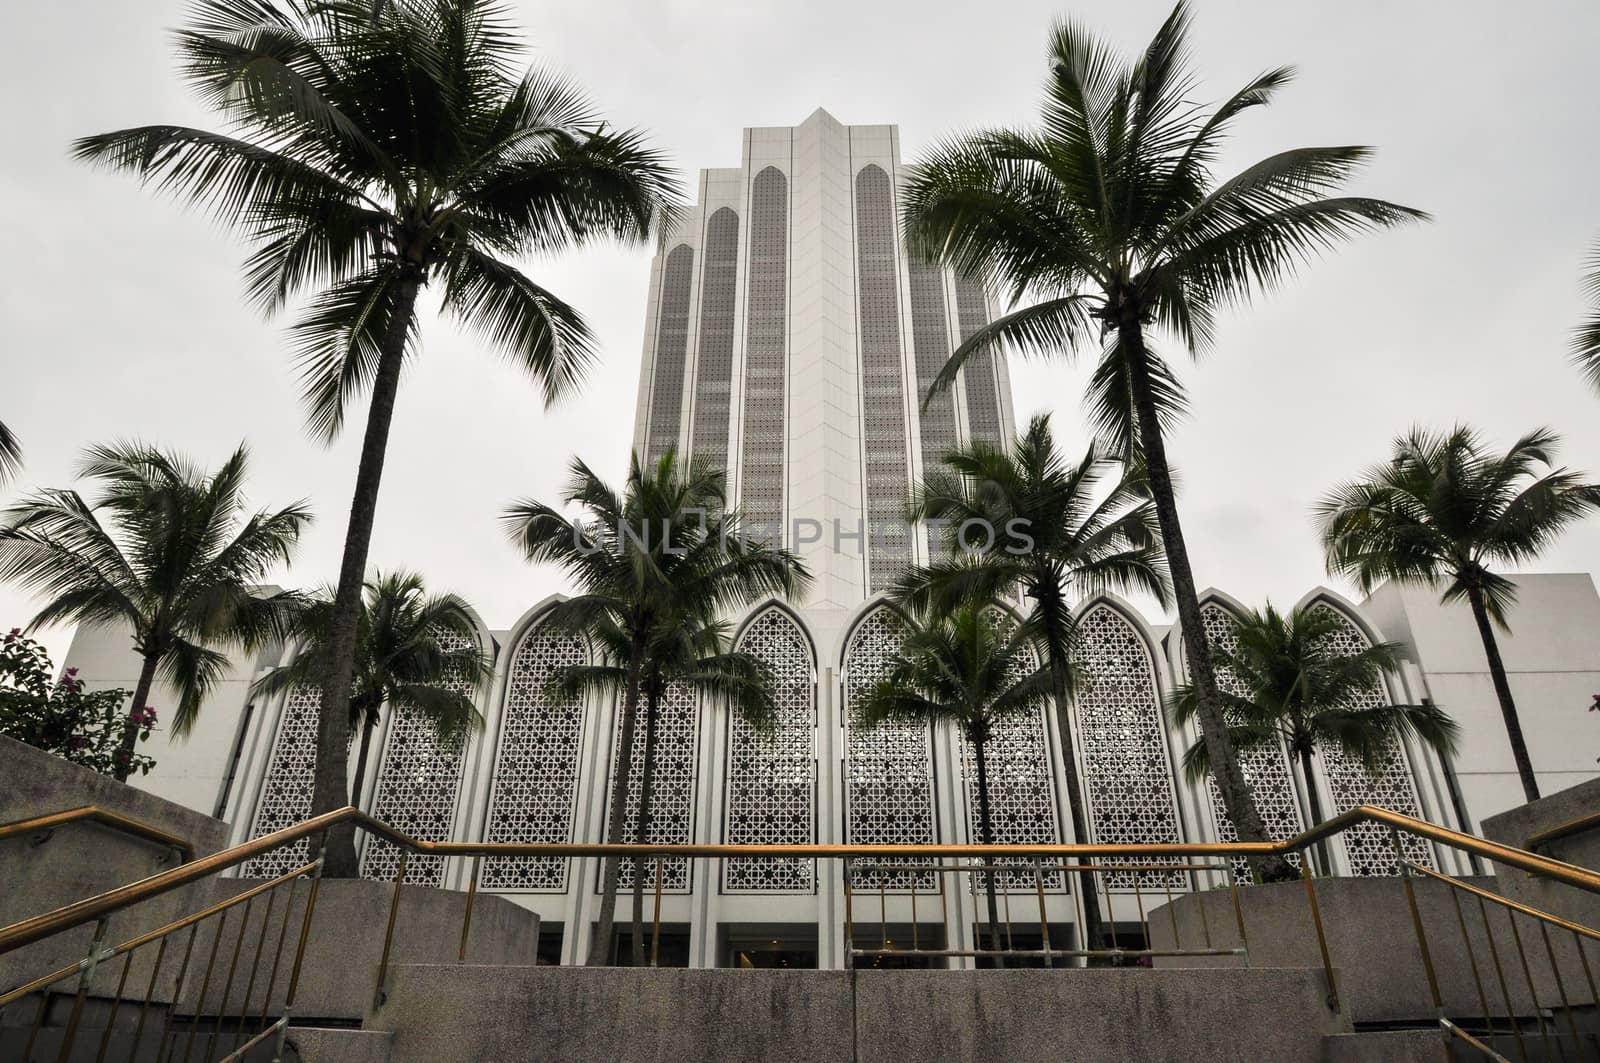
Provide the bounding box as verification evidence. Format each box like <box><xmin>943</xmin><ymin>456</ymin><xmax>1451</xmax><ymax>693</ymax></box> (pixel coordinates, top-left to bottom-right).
<box><xmin>284</xmin><ymin>1027</ymin><xmax>393</xmax><ymax>1063</ymax></box>
<box><xmin>368</xmin><ymin>965</ymin><xmax>1351</xmax><ymax>1062</ymax></box>
<box><xmin>1321</xmin><ymin>1030</ymin><xmax>1444</xmax><ymax>1062</ymax></box>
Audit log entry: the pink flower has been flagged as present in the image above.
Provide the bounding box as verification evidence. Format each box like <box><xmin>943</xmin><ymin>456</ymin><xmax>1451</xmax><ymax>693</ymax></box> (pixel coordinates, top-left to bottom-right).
<box><xmin>65</xmin><ymin>667</ymin><xmax>79</xmax><ymax>677</ymax></box>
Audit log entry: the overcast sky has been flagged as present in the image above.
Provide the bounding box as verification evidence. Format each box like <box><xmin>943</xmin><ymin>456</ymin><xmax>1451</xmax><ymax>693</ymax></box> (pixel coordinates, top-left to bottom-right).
<box><xmin>3</xmin><ymin>0</ymin><xmax>1599</xmax><ymax>665</ymax></box>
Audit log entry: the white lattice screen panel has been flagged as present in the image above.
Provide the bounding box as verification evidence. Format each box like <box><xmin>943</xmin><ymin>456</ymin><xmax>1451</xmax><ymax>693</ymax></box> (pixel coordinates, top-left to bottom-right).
<box><xmin>723</xmin><ymin>608</ymin><xmax>816</xmax><ymax>892</ymax></box>
<box><xmin>361</xmin><ymin>629</ymin><xmax>480</xmax><ymax>886</ymax></box>
<box><xmin>690</xmin><ymin>207</ymin><xmax>739</xmax><ymax>470</ymax></box>
<box><xmin>1309</xmin><ymin>604</ymin><xmax>1433</xmax><ymax>876</ymax></box>
<box><xmin>1195</xmin><ymin>603</ymin><xmax>1304</xmax><ymax>881</ymax></box>
<box><xmin>645</xmin><ymin>243</ymin><xmax>695</xmax><ymax>466</ymax></box>
<box><xmin>739</xmin><ymin>166</ymin><xmax>788</xmax><ymax>543</ymax></box>
<box><xmin>601</xmin><ymin>680</ymin><xmax>700</xmax><ymax>893</ymax></box>
<box><xmin>954</xmin><ymin>275</ymin><xmax>1003</xmax><ymax>447</ymax></box>
<box><xmin>481</xmin><ymin>623</ymin><xmax>589</xmax><ymax>891</ymax></box>
<box><xmin>242</xmin><ymin>685</ymin><xmax>321</xmax><ymax>878</ymax></box>
<box><xmin>843</xmin><ymin>607</ymin><xmax>938</xmax><ymax>892</ymax></box>
<box><xmin>1072</xmin><ymin>605</ymin><xmax>1186</xmax><ymax>889</ymax></box>
<box><xmin>958</xmin><ymin>611</ymin><xmax>1063</xmax><ymax>891</ymax></box>
<box><xmin>854</xmin><ymin>164</ymin><xmax>913</xmax><ymax>593</ymax></box>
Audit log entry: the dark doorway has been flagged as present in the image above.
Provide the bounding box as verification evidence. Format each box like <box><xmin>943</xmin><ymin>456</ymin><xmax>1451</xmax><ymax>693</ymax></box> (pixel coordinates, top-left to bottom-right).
<box><xmin>849</xmin><ymin>923</ymin><xmax>947</xmax><ymax>969</ymax></box>
<box><xmin>719</xmin><ymin>924</ymin><xmax>819</xmax><ymax>969</ymax></box>
<box><xmin>972</xmin><ymin>923</ymin><xmax>1078</xmax><ymax>968</ymax></box>
<box><xmin>536</xmin><ymin>922</ymin><xmax>564</xmax><ymax>966</ymax></box>
<box><xmin>603</xmin><ymin>922</ymin><xmax>691</xmax><ymax>967</ymax></box>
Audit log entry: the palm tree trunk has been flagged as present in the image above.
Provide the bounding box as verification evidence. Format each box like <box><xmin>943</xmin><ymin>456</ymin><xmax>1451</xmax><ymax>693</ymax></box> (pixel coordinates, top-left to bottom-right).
<box><xmin>114</xmin><ymin>650</ymin><xmax>161</xmax><ymax>782</ymax></box>
<box><xmin>1118</xmin><ymin>313</ymin><xmax>1294</xmax><ymax>883</ymax></box>
<box><xmin>971</xmin><ymin>731</ymin><xmax>1005</xmax><ymax>969</ymax></box>
<box><xmin>1296</xmin><ymin>745</ymin><xmax>1330</xmax><ymax>876</ymax></box>
<box><xmin>1465</xmin><ymin>584</ymin><xmax>1539</xmax><ymax>802</ymax></box>
<box><xmin>630</xmin><ymin>685</ymin><xmax>662</xmax><ymax>966</ymax></box>
<box><xmin>1038</xmin><ymin>619</ymin><xmax>1108</xmax><ymax>957</ymax></box>
<box><xmin>590</xmin><ymin>647</ymin><xmax>644</xmax><ymax>966</ymax></box>
<box><xmin>310</xmin><ymin>272</ymin><xmax>423</xmax><ymax>879</ymax></box>
<box><xmin>349</xmin><ymin>716</ymin><xmax>377</xmax><ymax>814</ymax></box>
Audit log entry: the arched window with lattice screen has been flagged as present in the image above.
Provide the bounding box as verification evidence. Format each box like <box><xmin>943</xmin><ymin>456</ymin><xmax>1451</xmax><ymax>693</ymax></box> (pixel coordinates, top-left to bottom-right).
<box><xmin>723</xmin><ymin>606</ymin><xmax>816</xmax><ymax>892</ymax></box>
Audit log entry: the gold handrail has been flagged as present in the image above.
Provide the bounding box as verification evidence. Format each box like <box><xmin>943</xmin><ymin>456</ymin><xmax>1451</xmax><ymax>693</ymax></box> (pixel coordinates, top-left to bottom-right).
<box><xmin>1525</xmin><ymin>809</ymin><xmax>1600</xmax><ymax>853</ymax></box>
<box><xmin>0</xmin><ymin>806</ymin><xmax>195</xmax><ymax>862</ymax></box>
<box><xmin>6</xmin><ymin>802</ymin><xmax>1600</xmax><ymax>960</ymax></box>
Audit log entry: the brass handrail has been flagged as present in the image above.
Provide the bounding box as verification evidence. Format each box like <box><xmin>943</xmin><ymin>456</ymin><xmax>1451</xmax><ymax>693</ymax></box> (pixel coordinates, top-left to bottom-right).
<box><xmin>0</xmin><ymin>806</ymin><xmax>195</xmax><ymax>862</ymax></box>
<box><xmin>1525</xmin><ymin>809</ymin><xmax>1600</xmax><ymax>853</ymax></box>
<box><xmin>6</xmin><ymin>802</ymin><xmax>1600</xmax><ymax>960</ymax></box>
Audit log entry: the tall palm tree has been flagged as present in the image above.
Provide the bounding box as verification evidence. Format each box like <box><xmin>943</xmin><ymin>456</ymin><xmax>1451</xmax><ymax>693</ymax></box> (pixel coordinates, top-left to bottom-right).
<box><xmin>1572</xmin><ymin>241</ymin><xmax>1600</xmax><ymax>390</ymax></box>
<box><xmin>900</xmin><ymin>1</ymin><xmax>1424</xmax><ymax>860</ymax></box>
<box><xmin>897</xmin><ymin>413</ymin><xmax>1176</xmax><ymax>939</ymax></box>
<box><xmin>504</xmin><ymin>450</ymin><xmax>809</xmax><ymax>965</ymax></box>
<box><xmin>74</xmin><ymin>0</ymin><xmax>680</xmax><ymax>875</ymax></box>
<box><xmin>552</xmin><ymin>615</ymin><xmax>774</xmax><ymax>965</ymax></box>
<box><xmin>858</xmin><ymin>601</ymin><xmax>1054</xmax><ymax>966</ymax></box>
<box><xmin>1171</xmin><ymin>602</ymin><xmax>1459</xmax><ymax>873</ymax></box>
<box><xmin>0</xmin><ymin>442</ymin><xmax>309</xmax><ymax>779</ymax></box>
<box><xmin>0</xmin><ymin>422</ymin><xmax>19</xmax><ymax>484</ymax></box>
<box><xmin>1317</xmin><ymin>426</ymin><xmax>1600</xmax><ymax>802</ymax></box>
<box><xmin>251</xmin><ymin>570</ymin><xmax>490</xmax><ymax>807</ymax></box>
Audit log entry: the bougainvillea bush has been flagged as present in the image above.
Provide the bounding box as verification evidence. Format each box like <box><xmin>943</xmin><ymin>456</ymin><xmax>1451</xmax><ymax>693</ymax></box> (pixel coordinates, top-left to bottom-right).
<box><xmin>0</xmin><ymin>628</ymin><xmax>155</xmax><ymax>776</ymax></box>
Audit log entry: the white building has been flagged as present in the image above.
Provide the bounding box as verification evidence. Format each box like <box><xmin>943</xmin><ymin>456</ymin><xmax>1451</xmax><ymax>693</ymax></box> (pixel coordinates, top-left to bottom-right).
<box><xmin>60</xmin><ymin>111</ymin><xmax>1600</xmax><ymax>968</ymax></box>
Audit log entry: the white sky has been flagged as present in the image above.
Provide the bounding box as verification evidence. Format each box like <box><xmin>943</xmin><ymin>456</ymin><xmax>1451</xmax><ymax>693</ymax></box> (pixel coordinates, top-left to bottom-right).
<box><xmin>3</xmin><ymin>0</ymin><xmax>1599</xmax><ymax>667</ymax></box>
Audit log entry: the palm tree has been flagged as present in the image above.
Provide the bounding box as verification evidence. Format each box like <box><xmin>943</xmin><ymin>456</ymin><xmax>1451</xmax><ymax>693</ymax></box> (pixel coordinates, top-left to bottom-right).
<box><xmin>897</xmin><ymin>413</ymin><xmax>1175</xmax><ymax>939</ymax></box>
<box><xmin>504</xmin><ymin>450</ymin><xmax>809</xmax><ymax>965</ymax></box>
<box><xmin>900</xmin><ymin>1</ymin><xmax>1424</xmax><ymax>862</ymax></box>
<box><xmin>552</xmin><ymin>615</ymin><xmax>774</xmax><ymax>965</ymax></box>
<box><xmin>0</xmin><ymin>442</ymin><xmax>309</xmax><ymax>779</ymax></box>
<box><xmin>251</xmin><ymin>570</ymin><xmax>490</xmax><ymax>808</ymax></box>
<box><xmin>858</xmin><ymin>601</ymin><xmax>1054</xmax><ymax>966</ymax></box>
<box><xmin>1317</xmin><ymin>426</ymin><xmax>1600</xmax><ymax>802</ymax></box>
<box><xmin>1171</xmin><ymin>602</ymin><xmax>1459</xmax><ymax>873</ymax></box>
<box><xmin>0</xmin><ymin>422</ymin><xmax>19</xmax><ymax>484</ymax></box>
<box><xmin>74</xmin><ymin>0</ymin><xmax>680</xmax><ymax>875</ymax></box>
<box><xmin>1573</xmin><ymin>241</ymin><xmax>1600</xmax><ymax>390</ymax></box>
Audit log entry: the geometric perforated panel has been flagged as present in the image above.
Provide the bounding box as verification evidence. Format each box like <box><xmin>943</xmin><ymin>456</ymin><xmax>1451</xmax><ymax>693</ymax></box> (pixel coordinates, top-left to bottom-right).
<box><xmin>956</xmin><ymin>628</ymin><xmax>1064</xmax><ymax>892</ymax></box>
<box><xmin>907</xmin><ymin>253</ymin><xmax>959</xmax><ymax>564</ymax></box>
<box><xmin>739</xmin><ymin>167</ymin><xmax>788</xmax><ymax>543</ymax></box>
<box><xmin>480</xmin><ymin>622</ymin><xmax>588</xmax><ymax>892</ymax></box>
<box><xmin>242</xmin><ymin>684</ymin><xmax>322</xmax><ymax>879</ymax></box>
<box><xmin>843</xmin><ymin>606</ymin><xmax>937</xmax><ymax>891</ymax></box>
<box><xmin>1194</xmin><ymin>602</ymin><xmax>1305</xmax><ymax>881</ymax></box>
<box><xmin>723</xmin><ymin>608</ymin><xmax>816</xmax><ymax>892</ymax></box>
<box><xmin>854</xmin><ymin>164</ymin><xmax>913</xmax><ymax>593</ymax></box>
<box><xmin>691</xmin><ymin>207</ymin><xmax>740</xmax><ymax>471</ymax></box>
<box><xmin>360</xmin><ymin>628</ymin><xmax>481</xmax><ymax>886</ymax></box>
<box><xmin>1308</xmin><ymin>602</ymin><xmax>1434</xmax><ymax>876</ymax></box>
<box><xmin>646</xmin><ymin>244</ymin><xmax>696</xmax><ymax>467</ymax></box>
<box><xmin>1071</xmin><ymin>604</ymin><xmax>1186</xmax><ymax>889</ymax></box>
<box><xmin>954</xmin><ymin>274</ymin><xmax>1003</xmax><ymax>448</ymax></box>
<box><xmin>602</xmin><ymin>679</ymin><xmax>699</xmax><ymax>893</ymax></box>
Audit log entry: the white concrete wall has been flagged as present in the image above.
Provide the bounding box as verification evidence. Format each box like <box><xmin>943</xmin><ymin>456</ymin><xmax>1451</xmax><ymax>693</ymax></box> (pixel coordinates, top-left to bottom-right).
<box><xmin>60</xmin><ymin>620</ymin><xmax>279</xmax><ymax>818</ymax></box>
<box><xmin>1363</xmin><ymin>573</ymin><xmax>1600</xmax><ymax>828</ymax></box>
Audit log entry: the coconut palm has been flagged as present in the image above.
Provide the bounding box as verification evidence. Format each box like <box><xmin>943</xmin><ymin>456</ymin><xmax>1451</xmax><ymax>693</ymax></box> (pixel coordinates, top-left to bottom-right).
<box><xmin>0</xmin><ymin>422</ymin><xmax>19</xmax><ymax>484</ymax></box>
<box><xmin>251</xmin><ymin>570</ymin><xmax>490</xmax><ymax>808</ymax></box>
<box><xmin>74</xmin><ymin>0</ymin><xmax>679</xmax><ymax>875</ymax></box>
<box><xmin>504</xmin><ymin>450</ymin><xmax>809</xmax><ymax>965</ymax></box>
<box><xmin>897</xmin><ymin>413</ymin><xmax>1174</xmax><ymax>937</ymax></box>
<box><xmin>858</xmin><ymin>601</ymin><xmax>1054</xmax><ymax>966</ymax></box>
<box><xmin>1317</xmin><ymin>426</ymin><xmax>1600</xmax><ymax>802</ymax></box>
<box><xmin>1171</xmin><ymin>602</ymin><xmax>1459</xmax><ymax>872</ymax></box>
<box><xmin>551</xmin><ymin>615</ymin><xmax>774</xmax><ymax>965</ymax></box>
<box><xmin>0</xmin><ymin>442</ymin><xmax>309</xmax><ymax>779</ymax></box>
<box><xmin>900</xmin><ymin>1</ymin><xmax>1424</xmax><ymax>861</ymax></box>
<box><xmin>1573</xmin><ymin>241</ymin><xmax>1600</xmax><ymax>390</ymax></box>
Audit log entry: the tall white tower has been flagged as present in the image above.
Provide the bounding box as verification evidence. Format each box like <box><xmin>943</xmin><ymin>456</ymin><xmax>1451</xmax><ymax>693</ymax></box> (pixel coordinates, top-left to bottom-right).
<box><xmin>631</xmin><ymin>108</ymin><xmax>1017</xmax><ymax>604</ymax></box>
